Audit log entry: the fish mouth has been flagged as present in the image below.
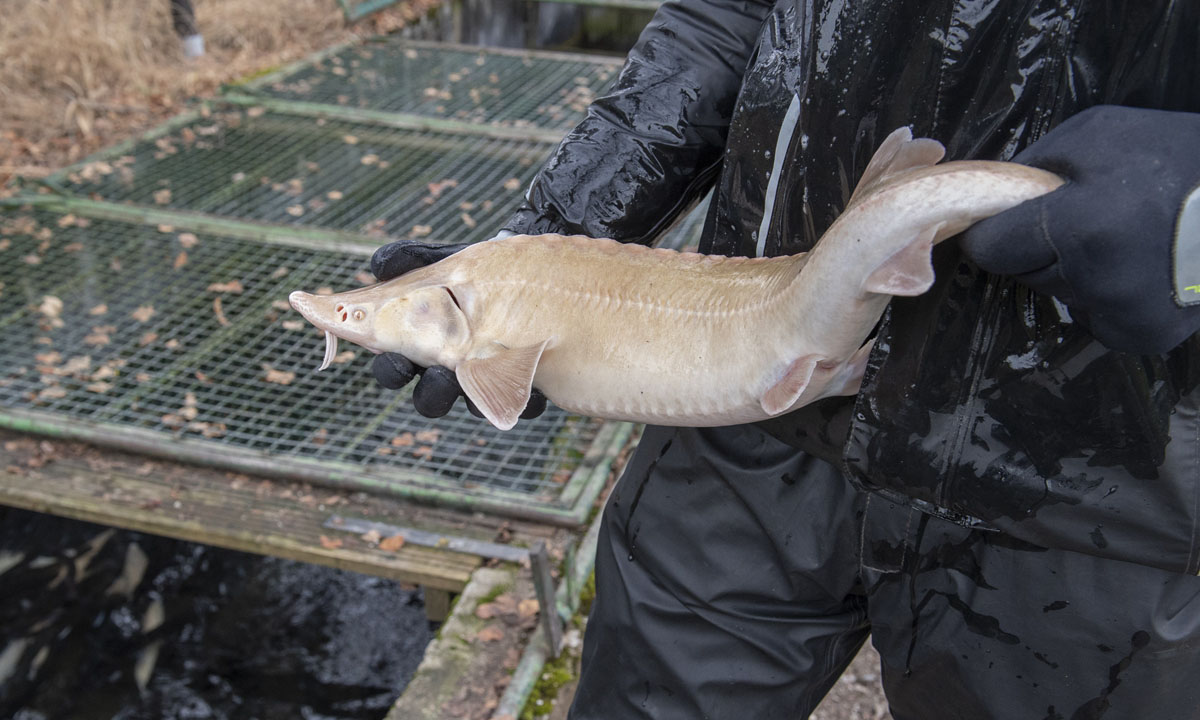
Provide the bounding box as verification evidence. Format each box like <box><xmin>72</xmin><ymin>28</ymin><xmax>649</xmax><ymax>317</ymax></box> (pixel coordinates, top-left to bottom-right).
<box><xmin>289</xmin><ymin>291</ymin><xmax>342</xmax><ymax>372</ymax></box>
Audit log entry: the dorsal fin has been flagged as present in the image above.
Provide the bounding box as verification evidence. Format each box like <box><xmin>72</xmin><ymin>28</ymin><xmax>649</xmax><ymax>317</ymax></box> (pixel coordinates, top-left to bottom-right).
<box><xmin>847</xmin><ymin>127</ymin><xmax>946</xmax><ymax>207</ymax></box>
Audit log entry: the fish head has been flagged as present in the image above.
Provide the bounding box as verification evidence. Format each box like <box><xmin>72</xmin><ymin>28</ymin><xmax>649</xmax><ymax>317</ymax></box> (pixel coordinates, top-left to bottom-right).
<box><xmin>289</xmin><ymin>279</ymin><xmax>470</xmax><ymax>371</ymax></box>
<box><xmin>372</xmin><ymin>284</ymin><xmax>471</xmax><ymax>367</ymax></box>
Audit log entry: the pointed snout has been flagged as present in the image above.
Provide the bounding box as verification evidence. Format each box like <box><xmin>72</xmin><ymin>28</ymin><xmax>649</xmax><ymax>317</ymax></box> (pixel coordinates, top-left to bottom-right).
<box><xmin>288</xmin><ymin>290</ymin><xmax>314</xmax><ymax>315</ymax></box>
<box><xmin>288</xmin><ymin>290</ymin><xmax>325</xmax><ymax>328</ymax></box>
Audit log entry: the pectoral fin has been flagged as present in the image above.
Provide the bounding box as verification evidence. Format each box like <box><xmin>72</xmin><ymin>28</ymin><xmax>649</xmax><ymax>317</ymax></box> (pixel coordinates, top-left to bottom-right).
<box><xmin>761</xmin><ymin>355</ymin><xmax>820</xmax><ymax>416</ymax></box>
<box><xmin>861</xmin><ymin>223</ymin><xmax>944</xmax><ymax>296</ymax></box>
<box><xmin>457</xmin><ymin>340</ymin><xmax>549</xmax><ymax>431</ymax></box>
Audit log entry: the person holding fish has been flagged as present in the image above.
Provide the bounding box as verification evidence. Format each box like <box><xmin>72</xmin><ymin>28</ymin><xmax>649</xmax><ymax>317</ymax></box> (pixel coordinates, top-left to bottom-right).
<box><xmin>369</xmin><ymin>2</ymin><xmax>1200</xmax><ymax>717</ymax></box>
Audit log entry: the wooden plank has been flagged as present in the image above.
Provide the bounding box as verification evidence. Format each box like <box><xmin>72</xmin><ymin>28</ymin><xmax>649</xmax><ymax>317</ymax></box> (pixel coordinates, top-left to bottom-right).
<box><xmin>423</xmin><ymin>588</ymin><xmax>453</xmax><ymax>623</ymax></box>
<box><xmin>0</xmin><ymin>432</ymin><xmax>573</xmax><ymax>592</ymax></box>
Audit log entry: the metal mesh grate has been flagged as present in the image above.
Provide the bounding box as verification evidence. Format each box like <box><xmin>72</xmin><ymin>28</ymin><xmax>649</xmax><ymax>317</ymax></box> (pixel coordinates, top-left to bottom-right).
<box><xmin>52</xmin><ymin>106</ymin><xmax>553</xmax><ymax>244</ymax></box>
<box><xmin>0</xmin><ymin>207</ymin><xmax>617</xmax><ymax>521</ymax></box>
<box><xmin>48</xmin><ymin>102</ymin><xmax>707</xmax><ymax>250</ymax></box>
<box><xmin>243</xmin><ymin>41</ymin><xmax>620</xmax><ymax>130</ymax></box>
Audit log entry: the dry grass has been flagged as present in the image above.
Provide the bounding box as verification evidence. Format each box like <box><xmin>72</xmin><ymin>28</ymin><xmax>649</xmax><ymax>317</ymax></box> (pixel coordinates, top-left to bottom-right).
<box><xmin>0</xmin><ymin>0</ymin><xmax>432</xmax><ymax>182</ymax></box>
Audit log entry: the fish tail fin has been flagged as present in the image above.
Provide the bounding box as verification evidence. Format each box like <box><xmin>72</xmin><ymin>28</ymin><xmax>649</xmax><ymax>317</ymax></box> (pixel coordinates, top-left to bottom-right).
<box><xmin>847</xmin><ymin>127</ymin><xmax>946</xmax><ymax>207</ymax></box>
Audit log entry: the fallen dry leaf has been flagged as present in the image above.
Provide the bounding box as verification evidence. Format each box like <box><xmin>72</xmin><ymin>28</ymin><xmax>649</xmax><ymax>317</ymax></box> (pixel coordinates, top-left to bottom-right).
<box><xmin>360</xmin><ymin>154</ymin><xmax>379</xmax><ymax>166</ymax></box>
<box><xmin>427</xmin><ymin>179</ymin><xmax>458</xmax><ymax>197</ymax></box>
<box><xmin>63</xmin><ymin>242</ymin><xmax>85</xmax><ymax>253</ymax></box>
<box><xmin>261</xmin><ymin>364</ymin><xmax>296</xmax><ymax>385</ymax></box>
<box><xmin>518</xmin><ymin>598</ymin><xmax>539</xmax><ymax>619</ymax></box>
<box><xmin>286</xmin><ymin>205</ymin><xmax>304</xmax><ymax>217</ymax></box>
<box><xmin>22</xmin><ymin>254</ymin><xmax>41</xmax><ymax>265</ymax></box>
<box><xmin>410</xmin><ymin>224</ymin><xmax>432</xmax><ymax>237</ymax></box>
<box><xmin>88</xmin><ymin>304</ymin><xmax>108</xmax><ymax>316</ymax></box>
<box><xmin>177</xmin><ymin>232</ymin><xmax>198</xmax><ymax>248</ymax></box>
<box><xmin>332</xmin><ymin>350</ymin><xmax>355</xmax><ymax>364</ymax></box>
<box><xmin>206</xmin><ymin>280</ymin><xmax>244</xmax><ymax>293</ymax></box>
<box><xmin>57</xmin><ymin>214</ymin><xmax>77</xmax><ymax>228</ymax></box>
<box><xmin>38</xmin><ymin>296</ymin><xmax>63</xmax><ymax>319</ymax></box>
<box><xmin>343</xmin><ymin>134</ymin><xmax>359</xmax><ymax>145</ymax></box>
<box><xmin>412</xmin><ymin>445</ymin><xmax>434</xmax><ymax>460</ymax></box>
<box><xmin>476</xmin><ymin>626</ymin><xmax>504</xmax><ymax>643</ymax></box>
<box><xmin>157</xmin><ymin>224</ymin><xmax>175</xmax><ymax>233</ymax></box>
<box><xmin>188</xmin><ymin>421</ymin><xmax>227</xmax><ymax>438</ymax></box>
<box><xmin>246</xmin><ymin>106</ymin><xmax>267</xmax><ymax>118</ymax></box>
<box><xmin>379</xmin><ymin>534</ymin><xmax>406</xmax><ymax>552</ymax></box>
<box><xmin>180</xmin><ymin>393</ymin><xmax>198</xmax><ymax>421</ymax></box>
<box><xmin>131</xmin><ymin>305</ymin><xmax>156</xmax><ymax>322</ymax></box>
<box><xmin>391</xmin><ymin>432</ymin><xmax>414</xmax><ymax>447</ymax></box>
<box><xmin>85</xmin><ymin>382</ymin><xmax>113</xmax><ymax>394</ymax></box>
<box><xmin>476</xmin><ymin>594</ymin><xmax>518</xmax><ymax>619</ymax></box>
<box><xmin>38</xmin><ymin>386</ymin><xmax>68</xmax><ymax>401</ymax></box>
<box><xmin>282</xmin><ymin>320</ymin><xmax>304</xmax><ymax>331</ymax></box>
<box><xmin>173</xmin><ymin>251</ymin><xmax>188</xmax><ymax>269</ymax></box>
<box><xmin>502</xmin><ymin>177</ymin><xmax>521</xmax><ymax>191</ymax></box>
<box><xmin>35</xmin><ymin>351</ymin><xmax>63</xmax><ymax>366</ymax></box>
<box><xmin>415</xmin><ymin>429</ymin><xmax>440</xmax><ymax>444</ymax></box>
<box><xmin>213</xmin><ymin>297</ymin><xmax>230</xmax><ymax>327</ymax></box>
<box><xmin>460</xmin><ymin>213</ymin><xmax>476</xmax><ymax>229</ymax></box>
<box><xmin>315</xmin><ymin>287</ymin><xmax>334</xmax><ymax>296</ymax></box>
<box><xmin>161</xmin><ymin>413</ymin><xmax>185</xmax><ymax>428</ymax></box>
<box><xmin>355</xmin><ymin>271</ymin><xmax>375</xmax><ymax>285</ymax></box>
<box><xmin>139</xmin><ymin>332</ymin><xmax>158</xmax><ymax>346</ymax></box>
<box><xmin>165</xmin><ymin>339</ymin><xmax>181</xmax><ymax>350</ymax></box>
<box><xmin>153</xmin><ymin>189</ymin><xmax>172</xmax><ymax>205</ymax></box>
<box><xmin>83</xmin><ymin>330</ymin><xmax>111</xmax><ymax>347</ymax></box>
<box><xmin>270</xmin><ymin>266</ymin><xmax>290</xmax><ymax>279</ymax></box>
<box><xmin>326</xmin><ymin>190</ymin><xmax>344</xmax><ymax>201</ymax></box>
<box><xmin>360</xmin><ymin>529</ymin><xmax>382</xmax><ymax>544</ymax></box>
<box><xmin>318</xmin><ymin>535</ymin><xmax>344</xmax><ymax>550</ymax></box>
<box><xmin>60</xmin><ymin>355</ymin><xmax>92</xmax><ymax>375</ymax></box>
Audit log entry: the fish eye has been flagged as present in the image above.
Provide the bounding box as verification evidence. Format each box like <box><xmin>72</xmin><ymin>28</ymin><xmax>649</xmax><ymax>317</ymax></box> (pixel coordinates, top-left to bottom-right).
<box><xmin>352</xmin><ymin>309</ymin><xmax>366</xmax><ymax>321</ymax></box>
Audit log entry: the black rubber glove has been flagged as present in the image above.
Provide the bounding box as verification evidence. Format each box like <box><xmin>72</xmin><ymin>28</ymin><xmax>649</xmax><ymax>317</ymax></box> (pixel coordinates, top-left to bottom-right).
<box><xmin>369</xmin><ymin>239</ymin><xmax>548</xmax><ymax>420</ymax></box>
<box><xmin>960</xmin><ymin>105</ymin><xmax>1200</xmax><ymax>354</ymax></box>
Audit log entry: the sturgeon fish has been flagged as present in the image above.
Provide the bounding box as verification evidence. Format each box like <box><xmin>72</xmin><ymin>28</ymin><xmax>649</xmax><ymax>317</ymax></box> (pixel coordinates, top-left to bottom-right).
<box><xmin>289</xmin><ymin>128</ymin><xmax>1063</xmax><ymax>430</ymax></box>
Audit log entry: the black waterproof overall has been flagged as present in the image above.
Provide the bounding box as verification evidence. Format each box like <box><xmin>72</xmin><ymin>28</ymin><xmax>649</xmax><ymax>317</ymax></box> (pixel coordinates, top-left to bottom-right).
<box><xmin>501</xmin><ymin>2</ymin><xmax>1200</xmax><ymax>717</ymax></box>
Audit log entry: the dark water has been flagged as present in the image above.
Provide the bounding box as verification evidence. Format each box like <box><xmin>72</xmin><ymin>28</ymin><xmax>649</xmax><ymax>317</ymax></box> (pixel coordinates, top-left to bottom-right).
<box><xmin>0</xmin><ymin>508</ymin><xmax>433</xmax><ymax>720</ymax></box>
<box><xmin>411</xmin><ymin>0</ymin><xmax>651</xmax><ymax>53</ymax></box>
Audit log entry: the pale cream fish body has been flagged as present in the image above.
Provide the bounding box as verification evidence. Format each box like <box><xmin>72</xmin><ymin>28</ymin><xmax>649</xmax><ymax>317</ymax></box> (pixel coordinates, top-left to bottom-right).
<box><xmin>289</xmin><ymin>128</ymin><xmax>1063</xmax><ymax>430</ymax></box>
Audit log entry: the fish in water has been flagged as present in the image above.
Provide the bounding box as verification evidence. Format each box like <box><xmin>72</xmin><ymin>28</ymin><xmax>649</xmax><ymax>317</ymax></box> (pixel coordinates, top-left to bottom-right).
<box><xmin>289</xmin><ymin>128</ymin><xmax>1063</xmax><ymax>430</ymax></box>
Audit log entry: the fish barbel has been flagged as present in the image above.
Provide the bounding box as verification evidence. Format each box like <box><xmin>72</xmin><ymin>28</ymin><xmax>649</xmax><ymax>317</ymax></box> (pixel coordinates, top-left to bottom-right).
<box><xmin>289</xmin><ymin>128</ymin><xmax>1063</xmax><ymax>430</ymax></box>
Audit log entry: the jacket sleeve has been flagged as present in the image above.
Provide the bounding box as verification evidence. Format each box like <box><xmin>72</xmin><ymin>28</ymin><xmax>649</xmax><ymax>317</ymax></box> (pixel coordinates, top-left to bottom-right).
<box><xmin>502</xmin><ymin>0</ymin><xmax>773</xmax><ymax>244</ymax></box>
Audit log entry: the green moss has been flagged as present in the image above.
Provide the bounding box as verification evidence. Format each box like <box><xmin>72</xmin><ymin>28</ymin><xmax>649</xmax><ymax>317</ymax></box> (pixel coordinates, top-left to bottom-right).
<box><xmin>576</xmin><ymin>573</ymin><xmax>596</xmax><ymax>621</ymax></box>
<box><xmin>232</xmin><ymin>65</ymin><xmax>284</xmax><ymax>85</ymax></box>
<box><xmin>477</xmin><ymin>582</ymin><xmax>513</xmax><ymax>605</ymax></box>
<box><xmin>518</xmin><ymin>571</ymin><xmax>596</xmax><ymax>719</ymax></box>
<box><xmin>520</xmin><ymin>649</ymin><xmax>578</xmax><ymax>720</ymax></box>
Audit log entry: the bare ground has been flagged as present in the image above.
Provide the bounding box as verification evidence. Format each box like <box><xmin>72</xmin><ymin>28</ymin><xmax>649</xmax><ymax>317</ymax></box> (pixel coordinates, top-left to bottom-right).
<box><xmin>0</xmin><ymin>0</ymin><xmax>436</xmax><ymax>189</ymax></box>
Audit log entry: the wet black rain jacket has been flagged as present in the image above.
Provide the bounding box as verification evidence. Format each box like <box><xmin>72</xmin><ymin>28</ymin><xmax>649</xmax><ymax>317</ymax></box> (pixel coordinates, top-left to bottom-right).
<box><xmin>502</xmin><ymin>0</ymin><xmax>1200</xmax><ymax>574</ymax></box>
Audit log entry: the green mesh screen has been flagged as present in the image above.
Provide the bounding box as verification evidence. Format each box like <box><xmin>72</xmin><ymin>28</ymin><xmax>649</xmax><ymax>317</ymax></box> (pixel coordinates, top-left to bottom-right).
<box><xmin>242</xmin><ymin>40</ymin><xmax>621</xmax><ymax>130</ymax></box>
<box><xmin>0</xmin><ymin>206</ymin><xmax>621</xmax><ymax>522</ymax></box>
<box><xmin>50</xmin><ymin>106</ymin><xmax>551</xmax><ymax>244</ymax></box>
